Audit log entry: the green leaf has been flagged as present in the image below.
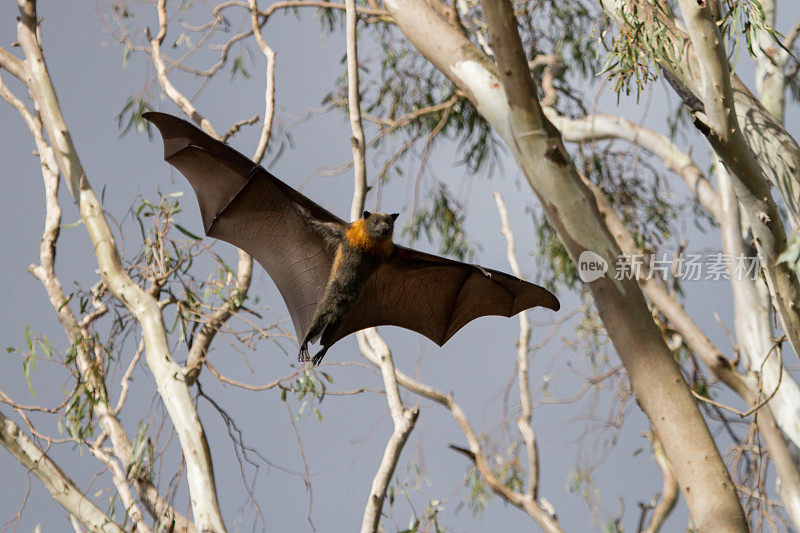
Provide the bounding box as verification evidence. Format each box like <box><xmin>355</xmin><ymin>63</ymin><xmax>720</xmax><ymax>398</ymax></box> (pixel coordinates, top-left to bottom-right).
<box><xmin>25</xmin><ymin>324</ymin><xmax>32</xmax><ymax>351</ymax></box>
<box><xmin>58</xmin><ymin>294</ymin><xmax>73</xmax><ymax>312</ymax></box>
<box><xmin>23</xmin><ymin>354</ymin><xmax>36</xmax><ymax>398</ymax></box>
<box><xmin>60</xmin><ymin>218</ymin><xmax>83</xmax><ymax>229</ymax></box>
<box><xmin>40</xmin><ymin>337</ymin><xmax>52</xmax><ymax>359</ymax></box>
<box><xmin>231</xmin><ymin>54</ymin><xmax>251</xmax><ymax>80</ymax></box>
<box><xmin>175</xmin><ymin>223</ymin><xmax>202</xmax><ymax>241</ymax></box>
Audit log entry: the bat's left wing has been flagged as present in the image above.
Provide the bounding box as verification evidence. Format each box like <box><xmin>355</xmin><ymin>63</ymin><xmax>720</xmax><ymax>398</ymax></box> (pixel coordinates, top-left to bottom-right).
<box><xmin>331</xmin><ymin>246</ymin><xmax>560</xmax><ymax>346</ymax></box>
<box><xmin>144</xmin><ymin>112</ymin><xmax>346</xmax><ymax>343</ymax></box>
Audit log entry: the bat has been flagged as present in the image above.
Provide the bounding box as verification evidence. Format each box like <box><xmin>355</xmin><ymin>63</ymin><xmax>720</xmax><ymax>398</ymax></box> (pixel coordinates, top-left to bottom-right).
<box><xmin>144</xmin><ymin>112</ymin><xmax>560</xmax><ymax>365</ymax></box>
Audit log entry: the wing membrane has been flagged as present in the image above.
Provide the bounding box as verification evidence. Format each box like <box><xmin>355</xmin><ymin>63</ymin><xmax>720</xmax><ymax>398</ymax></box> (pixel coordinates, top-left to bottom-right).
<box><xmin>145</xmin><ymin>112</ymin><xmax>344</xmax><ymax>339</ymax></box>
<box><xmin>334</xmin><ymin>246</ymin><xmax>560</xmax><ymax>345</ymax></box>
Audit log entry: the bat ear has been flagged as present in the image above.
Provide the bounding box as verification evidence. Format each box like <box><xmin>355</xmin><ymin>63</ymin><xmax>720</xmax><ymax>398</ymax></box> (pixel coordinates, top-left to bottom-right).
<box><xmin>390</xmin><ymin>213</ymin><xmax>400</xmax><ymax>221</ymax></box>
<box><xmin>362</xmin><ymin>210</ymin><xmax>371</xmax><ymax>219</ymax></box>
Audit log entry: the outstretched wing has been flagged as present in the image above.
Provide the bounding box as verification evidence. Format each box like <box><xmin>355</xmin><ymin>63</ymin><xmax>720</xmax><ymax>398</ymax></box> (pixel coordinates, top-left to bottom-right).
<box><xmin>332</xmin><ymin>246</ymin><xmax>560</xmax><ymax>346</ymax></box>
<box><xmin>144</xmin><ymin>112</ymin><xmax>345</xmax><ymax>341</ymax></box>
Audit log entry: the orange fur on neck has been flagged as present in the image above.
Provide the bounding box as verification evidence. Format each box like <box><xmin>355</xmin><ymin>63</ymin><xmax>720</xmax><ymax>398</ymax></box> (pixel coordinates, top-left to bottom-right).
<box><xmin>346</xmin><ymin>219</ymin><xmax>393</xmax><ymax>258</ymax></box>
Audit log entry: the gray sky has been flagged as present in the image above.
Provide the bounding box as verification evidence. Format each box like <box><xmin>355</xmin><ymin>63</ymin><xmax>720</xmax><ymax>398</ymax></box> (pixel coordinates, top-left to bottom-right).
<box><xmin>2</xmin><ymin>2</ymin><xmax>800</xmax><ymax>532</ymax></box>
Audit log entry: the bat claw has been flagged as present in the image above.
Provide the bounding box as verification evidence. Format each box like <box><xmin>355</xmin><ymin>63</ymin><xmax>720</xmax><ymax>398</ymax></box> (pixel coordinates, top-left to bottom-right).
<box><xmin>298</xmin><ymin>344</ymin><xmax>310</xmax><ymax>362</ymax></box>
<box><xmin>311</xmin><ymin>346</ymin><xmax>329</xmax><ymax>366</ymax></box>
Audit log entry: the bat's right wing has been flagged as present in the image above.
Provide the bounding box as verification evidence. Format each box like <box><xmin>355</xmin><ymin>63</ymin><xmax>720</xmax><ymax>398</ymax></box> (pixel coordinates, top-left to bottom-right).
<box><xmin>144</xmin><ymin>112</ymin><xmax>345</xmax><ymax>341</ymax></box>
<box><xmin>332</xmin><ymin>246</ymin><xmax>560</xmax><ymax>346</ymax></box>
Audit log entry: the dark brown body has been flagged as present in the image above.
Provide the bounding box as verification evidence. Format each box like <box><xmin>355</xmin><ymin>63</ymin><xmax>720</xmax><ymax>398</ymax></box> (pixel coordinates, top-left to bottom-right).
<box><xmin>300</xmin><ymin>213</ymin><xmax>397</xmax><ymax>364</ymax></box>
<box><xmin>144</xmin><ymin>112</ymin><xmax>560</xmax><ymax>366</ymax></box>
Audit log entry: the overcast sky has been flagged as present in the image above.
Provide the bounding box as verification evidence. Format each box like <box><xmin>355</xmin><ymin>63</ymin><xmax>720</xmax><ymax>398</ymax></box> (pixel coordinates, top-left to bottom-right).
<box><xmin>2</xmin><ymin>2</ymin><xmax>800</xmax><ymax>532</ymax></box>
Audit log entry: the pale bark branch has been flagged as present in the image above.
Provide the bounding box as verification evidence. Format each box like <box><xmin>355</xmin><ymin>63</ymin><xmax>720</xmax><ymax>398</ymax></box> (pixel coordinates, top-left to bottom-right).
<box><xmin>14</xmin><ymin>1</ymin><xmax>223</xmax><ymax>529</ymax></box>
<box><xmin>149</xmin><ymin>0</ymin><xmax>218</xmax><ymax>138</ymax></box>
<box><xmin>0</xmin><ymin>45</ymin><xmax>28</xmax><ymax>81</ymax></box>
<box><xmin>676</xmin><ymin>0</ymin><xmax>800</xmax><ymax>374</ymax></box>
<box><xmin>365</xmin><ymin>338</ymin><xmax>563</xmax><ymax>530</ymax></box>
<box><xmin>115</xmin><ymin>340</ymin><xmax>144</xmax><ymax>415</ymax></box>
<box><xmin>259</xmin><ymin>0</ymin><xmax>388</xmax><ymax>19</ymax></box>
<box><xmin>601</xmin><ymin>0</ymin><xmax>800</xmax><ymax>228</ymax></box>
<box><xmin>381</xmin><ymin>0</ymin><xmax>747</xmax><ymax>529</ymax></box>
<box><xmin>603</xmin><ymin>0</ymin><xmax>800</xmax><ymax>363</ymax></box>
<box><xmin>589</xmin><ymin>174</ymin><xmax>800</xmax><ymax>530</ymax></box>
<box><xmin>480</xmin><ymin>1</ymin><xmax>745</xmax><ymax>530</ymax></box>
<box><xmin>0</xmin><ymin>410</ymin><xmax>125</xmax><ymax>533</ymax></box>
<box><xmin>493</xmin><ymin>192</ymin><xmax>536</xmax><ymax>495</ymax></box>
<box><xmin>718</xmin><ymin>164</ymin><xmax>800</xmax><ymax>528</ymax></box>
<box><xmin>249</xmin><ymin>0</ymin><xmax>276</xmax><ymax>165</ymax></box>
<box><xmin>494</xmin><ymin>192</ymin><xmax>564</xmax><ymax>532</ymax></box>
<box><xmin>743</xmin><ymin>4</ymin><xmax>800</xmax><ymax>523</ymax></box>
<box><xmin>783</xmin><ymin>18</ymin><xmax>800</xmax><ymax>52</ymax></box>
<box><xmin>543</xmin><ymin>109</ymin><xmax>721</xmax><ymax>221</ymax></box>
<box><xmin>4</xmin><ymin>50</ymin><xmax>192</xmax><ymax>532</ymax></box>
<box><xmin>146</xmin><ymin>0</ymin><xmax>256</xmax><ymax>388</ymax></box>
<box><xmin>751</xmin><ymin>0</ymin><xmax>787</xmax><ymax>120</ymax></box>
<box><xmin>340</xmin><ymin>4</ymin><xmax>419</xmax><ymax>529</ymax></box>
<box><xmin>89</xmin><ymin>445</ymin><xmax>151</xmax><ymax>533</ymax></box>
<box><xmin>357</xmin><ymin>331</ymin><xmax>419</xmax><ymax>533</ymax></box>
<box><xmin>644</xmin><ymin>434</ymin><xmax>679</xmax><ymax>533</ymax></box>
<box><xmin>346</xmin><ymin>0</ymin><xmax>367</xmax><ymax>222</ymax></box>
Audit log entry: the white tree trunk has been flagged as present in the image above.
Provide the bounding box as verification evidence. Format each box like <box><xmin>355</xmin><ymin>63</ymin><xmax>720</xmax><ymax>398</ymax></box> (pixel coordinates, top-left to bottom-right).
<box><xmin>382</xmin><ymin>1</ymin><xmax>747</xmax><ymax>530</ymax></box>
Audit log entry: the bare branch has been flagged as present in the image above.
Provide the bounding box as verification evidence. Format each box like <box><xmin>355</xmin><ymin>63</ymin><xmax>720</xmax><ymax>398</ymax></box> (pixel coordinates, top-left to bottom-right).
<box><xmin>0</xmin><ymin>45</ymin><xmax>28</xmax><ymax>82</ymax></box>
<box><xmin>149</xmin><ymin>0</ymin><xmax>219</xmax><ymax>137</ymax></box>
<box><xmin>751</xmin><ymin>0</ymin><xmax>787</xmax><ymax>120</ymax></box>
<box><xmin>493</xmin><ymin>192</ymin><xmax>536</xmax><ymax>498</ymax></box>
<box><xmin>144</xmin><ymin>0</ymin><xmax>256</xmax><ymax>387</ymax></box>
<box><xmin>0</xmin><ymin>409</ymin><xmax>125</xmax><ymax>533</ymax></box>
<box><xmin>249</xmin><ymin>0</ymin><xmax>276</xmax><ymax>164</ymax></box>
<box><xmin>15</xmin><ymin>1</ymin><xmax>223</xmax><ymax>528</ymax></box>
<box><xmin>476</xmin><ymin>0</ymin><xmax>745</xmax><ymax>528</ymax></box>
<box><xmin>783</xmin><ymin>18</ymin><xmax>800</xmax><ymax>52</ymax></box>
<box><xmin>222</xmin><ymin>114</ymin><xmax>260</xmax><ymax>142</ymax></box>
<box><xmin>644</xmin><ymin>434</ymin><xmax>679</xmax><ymax>533</ymax></box>
<box><xmin>374</xmin><ymin>338</ymin><xmax>562</xmax><ymax>530</ymax></box>
<box><xmin>259</xmin><ymin>1</ymin><xmax>388</xmax><ymax>19</ymax></box>
<box><xmin>544</xmin><ymin>110</ymin><xmax>721</xmax><ymax>221</ymax></box>
<box><xmin>184</xmin><ymin>249</ymin><xmax>252</xmax><ymax>385</ymax></box>
<box><xmin>588</xmin><ymin>175</ymin><xmax>800</xmax><ymax>530</ymax></box>
<box><xmin>115</xmin><ymin>340</ymin><xmax>144</xmax><ymax>414</ymax></box>
<box><xmin>608</xmin><ymin>0</ymin><xmax>800</xmax><ymax>362</ymax></box>
<box><xmin>6</xmin><ymin>66</ymin><xmax>193</xmax><ymax>533</ymax></box>
<box><xmin>494</xmin><ymin>192</ymin><xmax>563</xmax><ymax>530</ymax></box>
<box><xmin>336</xmin><ymin>4</ymin><xmax>419</xmax><ymax>529</ymax></box>
<box><xmin>89</xmin><ymin>445</ymin><xmax>151</xmax><ymax>533</ymax></box>
<box><xmin>357</xmin><ymin>331</ymin><xmax>419</xmax><ymax>533</ymax></box>
<box><xmin>345</xmin><ymin>0</ymin><xmax>367</xmax><ymax>221</ymax></box>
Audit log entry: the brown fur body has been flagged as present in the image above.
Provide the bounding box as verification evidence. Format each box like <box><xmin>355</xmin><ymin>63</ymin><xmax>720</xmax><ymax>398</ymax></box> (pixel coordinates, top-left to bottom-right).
<box><xmin>300</xmin><ymin>212</ymin><xmax>398</xmax><ymax>364</ymax></box>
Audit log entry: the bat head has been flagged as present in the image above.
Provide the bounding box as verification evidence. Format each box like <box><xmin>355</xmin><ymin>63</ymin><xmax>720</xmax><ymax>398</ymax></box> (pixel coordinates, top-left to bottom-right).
<box><xmin>361</xmin><ymin>211</ymin><xmax>399</xmax><ymax>240</ymax></box>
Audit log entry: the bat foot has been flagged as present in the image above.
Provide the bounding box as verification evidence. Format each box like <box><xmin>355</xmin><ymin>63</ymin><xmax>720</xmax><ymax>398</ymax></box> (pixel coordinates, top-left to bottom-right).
<box><xmin>311</xmin><ymin>346</ymin><xmax>330</xmax><ymax>366</ymax></box>
<box><xmin>298</xmin><ymin>344</ymin><xmax>310</xmax><ymax>363</ymax></box>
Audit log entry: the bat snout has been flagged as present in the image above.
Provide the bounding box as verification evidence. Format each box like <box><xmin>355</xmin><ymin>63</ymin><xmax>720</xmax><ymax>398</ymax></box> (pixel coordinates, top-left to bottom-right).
<box><xmin>376</xmin><ymin>222</ymin><xmax>393</xmax><ymax>238</ymax></box>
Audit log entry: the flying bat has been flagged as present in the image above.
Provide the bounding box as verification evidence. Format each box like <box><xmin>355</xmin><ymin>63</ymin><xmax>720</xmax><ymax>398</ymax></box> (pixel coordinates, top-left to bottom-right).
<box><xmin>144</xmin><ymin>112</ymin><xmax>560</xmax><ymax>365</ymax></box>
